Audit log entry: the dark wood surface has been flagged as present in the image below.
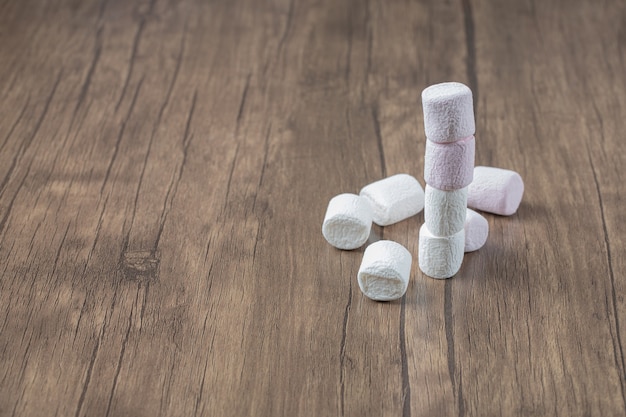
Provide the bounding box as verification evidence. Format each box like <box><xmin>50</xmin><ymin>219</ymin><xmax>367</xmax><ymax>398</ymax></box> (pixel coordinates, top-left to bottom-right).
<box><xmin>1</xmin><ymin>0</ymin><xmax>625</xmax><ymax>415</ymax></box>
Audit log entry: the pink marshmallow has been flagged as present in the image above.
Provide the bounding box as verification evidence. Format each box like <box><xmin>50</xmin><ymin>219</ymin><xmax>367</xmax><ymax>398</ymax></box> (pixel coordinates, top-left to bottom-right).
<box><xmin>424</xmin><ymin>136</ymin><xmax>475</xmax><ymax>191</ymax></box>
<box><xmin>467</xmin><ymin>166</ymin><xmax>524</xmax><ymax>216</ymax></box>
<box><xmin>422</xmin><ymin>82</ymin><xmax>475</xmax><ymax>143</ymax></box>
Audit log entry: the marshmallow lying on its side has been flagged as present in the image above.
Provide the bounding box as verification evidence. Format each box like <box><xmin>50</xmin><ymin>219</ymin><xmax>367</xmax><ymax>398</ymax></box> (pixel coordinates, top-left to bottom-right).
<box><xmin>422</xmin><ymin>82</ymin><xmax>475</xmax><ymax>143</ymax></box>
<box><xmin>358</xmin><ymin>240</ymin><xmax>412</xmax><ymax>301</ymax></box>
<box><xmin>322</xmin><ymin>193</ymin><xmax>372</xmax><ymax>250</ymax></box>
<box><xmin>359</xmin><ymin>174</ymin><xmax>425</xmax><ymax>226</ymax></box>
<box><xmin>424</xmin><ymin>185</ymin><xmax>467</xmax><ymax>237</ymax></box>
<box><xmin>464</xmin><ymin>208</ymin><xmax>489</xmax><ymax>252</ymax></box>
<box><xmin>468</xmin><ymin>166</ymin><xmax>524</xmax><ymax>216</ymax></box>
<box><xmin>424</xmin><ymin>136</ymin><xmax>475</xmax><ymax>191</ymax></box>
<box><xmin>418</xmin><ymin>224</ymin><xmax>464</xmax><ymax>279</ymax></box>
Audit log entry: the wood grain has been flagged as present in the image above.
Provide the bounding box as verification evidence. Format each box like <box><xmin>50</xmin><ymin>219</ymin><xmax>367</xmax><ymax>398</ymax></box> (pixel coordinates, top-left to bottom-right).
<box><xmin>1</xmin><ymin>0</ymin><xmax>625</xmax><ymax>415</ymax></box>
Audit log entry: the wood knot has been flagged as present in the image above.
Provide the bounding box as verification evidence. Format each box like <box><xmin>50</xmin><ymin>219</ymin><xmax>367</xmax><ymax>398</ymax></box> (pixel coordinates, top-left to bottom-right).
<box><xmin>121</xmin><ymin>250</ymin><xmax>159</xmax><ymax>281</ymax></box>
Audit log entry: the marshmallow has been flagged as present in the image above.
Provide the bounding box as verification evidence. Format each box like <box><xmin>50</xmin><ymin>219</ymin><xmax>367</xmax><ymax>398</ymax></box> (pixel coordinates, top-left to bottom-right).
<box><xmin>359</xmin><ymin>174</ymin><xmax>425</xmax><ymax>226</ymax></box>
<box><xmin>424</xmin><ymin>185</ymin><xmax>468</xmax><ymax>237</ymax></box>
<box><xmin>418</xmin><ymin>224</ymin><xmax>464</xmax><ymax>279</ymax></box>
<box><xmin>422</xmin><ymin>82</ymin><xmax>475</xmax><ymax>143</ymax></box>
<box><xmin>424</xmin><ymin>136</ymin><xmax>475</xmax><ymax>190</ymax></box>
<box><xmin>467</xmin><ymin>166</ymin><xmax>524</xmax><ymax>216</ymax></box>
<box><xmin>357</xmin><ymin>240</ymin><xmax>412</xmax><ymax>301</ymax></box>
<box><xmin>464</xmin><ymin>208</ymin><xmax>489</xmax><ymax>252</ymax></box>
<box><xmin>322</xmin><ymin>193</ymin><xmax>373</xmax><ymax>250</ymax></box>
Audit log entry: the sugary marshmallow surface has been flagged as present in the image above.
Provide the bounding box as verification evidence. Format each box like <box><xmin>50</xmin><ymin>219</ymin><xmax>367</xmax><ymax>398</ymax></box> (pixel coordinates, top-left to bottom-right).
<box><xmin>357</xmin><ymin>240</ymin><xmax>412</xmax><ymax>301</ymax></box>
<box><xmin>418</xmin><ymin>224</ymin><xmax>464</xmax><ymax>279</ymax></box>
<box><xmin>359</xmin><ymin>174</ymin><xmax>425</xmax><ymax>226</ymax></box>
<box><xmin>424</xmin><ymin>136</ymin><xmax>475</xmax><ymax>191</ymax></box>
<box><xmin>422</xmin><ymin>82</ymin><xmax>475</xmax><ymax>143</ymax></box>
<box><xmin>467</xmin><ymin>166</ymin><xmax>524</xmax><ymax>216</ymax></box>
<box><xmin>322</xmin><ymin>193</ymin><xmax>373</xmax><ymax>250</ymax></box>
<box><xmin>464</xmin><ymin>208</ymin><xmax>489</xmax><ymax>252</ymax></box>
<box><xmin>424</xmin><ymin>185</ymin><xmax>468</xmax><ymax>237</ymax></box>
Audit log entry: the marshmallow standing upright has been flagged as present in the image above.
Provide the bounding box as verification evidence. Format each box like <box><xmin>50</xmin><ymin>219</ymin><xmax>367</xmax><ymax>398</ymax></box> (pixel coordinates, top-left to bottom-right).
<box><xmin>419</xmin><ymin>82</ymin><xmax>476</xmax><ymax>279</ymax></box>
<box><xmin>422</xmin><ymin>82</ymin><xmax>475</xmax><ymax>143</ymax></box>
<box><xmin>424</xmin><ymin>185</ymin><xmax>468</xmax><ymax>237</ymax></box>
<box><xmin>424</xmin><ymin>136</ymin><xmax>475</xmax><ymax>190</ymax></box>
<box><xmin>418</xmin><ymin>224</ymin><xmax>464</xmax><ymax>279</ymax></box>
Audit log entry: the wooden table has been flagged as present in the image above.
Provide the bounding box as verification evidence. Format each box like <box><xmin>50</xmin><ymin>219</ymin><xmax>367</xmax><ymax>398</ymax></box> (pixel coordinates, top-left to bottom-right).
<box><xmin>1</xmin><ymin>0</ymin><xmax>625</xmax><ymax>415</ymax></box>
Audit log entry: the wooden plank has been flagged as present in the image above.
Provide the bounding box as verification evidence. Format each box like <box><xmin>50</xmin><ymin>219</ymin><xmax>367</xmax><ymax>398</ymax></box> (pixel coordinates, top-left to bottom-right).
<box><xmin>0</xmin><ymin>0</ymin><xmax>625</xmax><ymax>416</ymax></box>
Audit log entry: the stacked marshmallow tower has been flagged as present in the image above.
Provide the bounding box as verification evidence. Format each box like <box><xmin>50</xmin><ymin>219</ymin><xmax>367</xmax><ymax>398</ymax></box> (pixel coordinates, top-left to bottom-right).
<box><xmin>419</xmin><ymin>82</ymin><xmax>476</xmax><ymax>279</ymax></box>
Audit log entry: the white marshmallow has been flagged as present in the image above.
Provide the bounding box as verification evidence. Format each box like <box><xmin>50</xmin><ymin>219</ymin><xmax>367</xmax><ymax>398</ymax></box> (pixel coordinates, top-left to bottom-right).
<box><xmin>322</xmin><ymin>193</ymin><xmax>373</xmax><ymax>250</ymax></box>
<box><xmin>424</xmin><ymin>185</ymin><xmax>468</xmax><ymax>237</ymax></box>
<box><xmin>464</xmin><ymin>208</ymin><xmax>489</xmax><ymax>252</ymax></box>
<box><xmin>418</xmin><ymin>224</ymin><xmax>464</xmax><ymax>279</ymax></box>
<box><xmin>422</xmin><ymin>82</ymin><xmax>475</xmax><ymax>143</ymax></box>
<box><xmin>467</xmin><ymin>166</ymin><xmax>524</xmax><ymax>216</ymax></box>
<box><xmin>357</xmin><ymin>240</ymin><xmax>412</xmax><ymax>301</ymax></box>
<box><xmin>359</xmin><ymin>174</ymin><xmax>425</xmax><ymax>226</ymax></box>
